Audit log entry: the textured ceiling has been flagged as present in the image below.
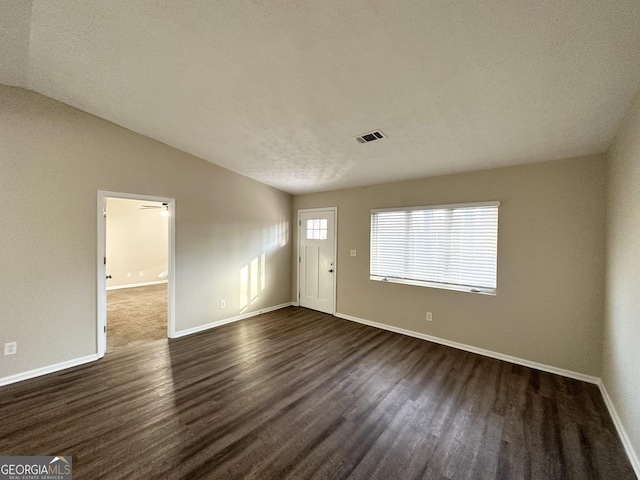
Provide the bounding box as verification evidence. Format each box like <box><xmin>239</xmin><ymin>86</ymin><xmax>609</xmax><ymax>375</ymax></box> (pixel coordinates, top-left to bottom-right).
<box><xmin>0</xmin><ymin>0</ymin><xmax>31</xmax><ymax>87</ymax></box>
<box><xmin>6</xmin><ymin>1</ymin><xmax>640</xmax><ymax>194</ymax></box>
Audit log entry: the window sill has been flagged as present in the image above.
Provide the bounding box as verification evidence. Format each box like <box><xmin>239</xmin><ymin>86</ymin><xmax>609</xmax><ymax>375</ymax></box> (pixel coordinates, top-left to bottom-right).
<box><xmin>370</xmin><ymin>276</ymin><xmax>496</xmax><ymax>296</ymax></box>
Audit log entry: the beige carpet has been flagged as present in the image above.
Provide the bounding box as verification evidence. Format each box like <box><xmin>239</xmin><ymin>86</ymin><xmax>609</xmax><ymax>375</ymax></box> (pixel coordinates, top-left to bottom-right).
<box><xmin>107</xmin><ymin>284</ymin><xmax>167</xmax><ymax>351</ymax></box>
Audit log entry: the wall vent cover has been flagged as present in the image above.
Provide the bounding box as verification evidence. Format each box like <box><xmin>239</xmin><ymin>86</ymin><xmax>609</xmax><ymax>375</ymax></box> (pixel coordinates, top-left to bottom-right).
<box><xmin>355</xmin><ymin>130</ymin><xmax>386</xmax><ymax>144</ymax></box>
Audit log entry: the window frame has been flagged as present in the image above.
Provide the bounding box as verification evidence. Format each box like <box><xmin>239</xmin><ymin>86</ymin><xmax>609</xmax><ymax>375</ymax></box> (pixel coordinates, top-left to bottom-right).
<box><xmin>370</xmin><ymin>201</ymin><xmax>500</xmax><ymax>295</ymax></box>
<box><xmin>306</xmin><ymin>218</ymin><xmax>328</xmax><ymax>240</ymax></box>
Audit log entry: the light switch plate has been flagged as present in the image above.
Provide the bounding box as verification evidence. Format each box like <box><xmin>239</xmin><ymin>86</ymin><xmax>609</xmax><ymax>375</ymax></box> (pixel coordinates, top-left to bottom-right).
<box><xmin>4</xmin><ymin>342</ymin><xmax>17</xmax><ymax>356</ymax></box>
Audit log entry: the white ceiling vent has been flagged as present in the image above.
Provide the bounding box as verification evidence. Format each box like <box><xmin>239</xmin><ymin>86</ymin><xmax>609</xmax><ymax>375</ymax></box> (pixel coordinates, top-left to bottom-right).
<box><xmin>355</xmin><ymin>130</ymin><xmax>386</xmax><ymax>144</ymax></box>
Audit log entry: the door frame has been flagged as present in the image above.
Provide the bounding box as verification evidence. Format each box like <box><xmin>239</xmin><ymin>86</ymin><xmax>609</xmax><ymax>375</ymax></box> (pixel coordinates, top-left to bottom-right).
<box><xmin>97</xmin><ymin>190</ymin><xmax>176</xmax><ymax>358</ymax></box>
<box><xmin>296</xmin><ymin>207</ymin><xmax>338</xmax><ymax>315</ymax></box>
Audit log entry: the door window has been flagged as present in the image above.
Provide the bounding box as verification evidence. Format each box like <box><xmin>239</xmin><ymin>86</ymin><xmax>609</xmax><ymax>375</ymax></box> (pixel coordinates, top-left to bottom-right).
<box><xmin>306</xmin><ymin>218</ymin><xmax>328</xmax><ymax>240</ymax></box>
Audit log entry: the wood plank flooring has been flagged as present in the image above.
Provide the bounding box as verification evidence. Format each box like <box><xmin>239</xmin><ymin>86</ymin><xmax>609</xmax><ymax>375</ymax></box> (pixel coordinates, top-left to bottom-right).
<box><xmin>0</xmin><ymin>307</ymin><xmax>635</xmax><ymax>479</ymax></box>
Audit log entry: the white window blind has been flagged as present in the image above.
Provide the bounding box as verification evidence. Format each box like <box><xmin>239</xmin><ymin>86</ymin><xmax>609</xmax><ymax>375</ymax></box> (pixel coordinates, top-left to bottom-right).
<box><xmin>370</xmin><ymin>201</ymin><xmax>500</xmax><ymax>294</ymax></box>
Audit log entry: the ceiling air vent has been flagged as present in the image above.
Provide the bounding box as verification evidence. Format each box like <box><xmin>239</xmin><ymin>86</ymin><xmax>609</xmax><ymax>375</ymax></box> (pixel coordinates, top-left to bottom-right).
<box><xmin>355</xmin><ymin>130</ymin><xmax>386</xmax><ymax>144</ymax></box>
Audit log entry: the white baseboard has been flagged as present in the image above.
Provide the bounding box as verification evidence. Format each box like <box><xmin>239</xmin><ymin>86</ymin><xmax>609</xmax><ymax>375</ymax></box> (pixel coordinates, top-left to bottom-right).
<box><xmin>2</xmin><ymin>306</ymin><xmax>635</xmax><ymax>476</ymax></box>
<box><xmin>334</xmin><ymin>312</ymin><xmax>640</xmax><ymax>473</ymax></box>
<box><xmin>0</xmin><ymin>354</ymin><xmax>99</xmax><ymax>387</ymax></box>
<box><xmin>0</xmin><ymin>303</ymin><xmax>293</xmax><ymax>387</ymax></box>
<box><xmin>173</xmin><ymin>302</ymin><xmax>293</xmax><ymax>338</ymax></box>
<box><xmin>335</xmin><ymin>312</ymin><xmax>600</xmax><ymax>384</ymax></box>
<box><xmin>107</xmin><ymin>280</ymin><xmax>168</xmax><ymax>291</ymax></box>
<box><xmin>597</xmin><ymin>380</ymin><xmax>640</xmax><ymax>478</ymax></box>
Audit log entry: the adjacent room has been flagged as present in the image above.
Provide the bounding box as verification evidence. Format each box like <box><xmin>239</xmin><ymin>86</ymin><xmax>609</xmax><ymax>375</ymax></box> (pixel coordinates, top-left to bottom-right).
<box><xmin>105</xmin><ymin>198</ymin><xmax>170</xmax><ymax>351</ymax></box>
<box><xmin>1</xmin><ymin>1</ymin><xmax>639</xmax><ymax>479</ymax></box>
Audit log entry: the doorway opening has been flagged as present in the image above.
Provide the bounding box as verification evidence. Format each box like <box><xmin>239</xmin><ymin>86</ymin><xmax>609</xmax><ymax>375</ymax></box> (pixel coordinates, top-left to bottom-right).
<box><xmin>97</xmin><ymin>191</ymin><xmax>176</xmax><ymax>358</ymax></box>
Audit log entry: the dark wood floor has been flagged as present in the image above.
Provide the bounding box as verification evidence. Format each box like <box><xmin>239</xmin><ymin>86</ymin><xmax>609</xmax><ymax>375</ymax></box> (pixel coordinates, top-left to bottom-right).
<box><xmin>0</xmin><ymin>307</ymin><xmax>635</xmax><ymax>479</ymax></box>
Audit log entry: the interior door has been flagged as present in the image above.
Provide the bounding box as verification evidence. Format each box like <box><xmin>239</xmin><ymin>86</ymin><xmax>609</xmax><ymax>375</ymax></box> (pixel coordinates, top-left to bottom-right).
<box><xmin>299</xmin><ymin>209</ymin><xmax>336</xmax><ymax>314</ymax></box>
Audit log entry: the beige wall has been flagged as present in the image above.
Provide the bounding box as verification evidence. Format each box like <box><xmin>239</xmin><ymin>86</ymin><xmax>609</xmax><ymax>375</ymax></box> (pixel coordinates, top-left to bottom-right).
<box><xmin>603</xmin><ymin>88</ymin><xmax>640</xmax><ymax>466</ymax></box>
<box><xmin>0</xmin><ymin>85</ymin><xmax>292</xmax><ymax>379</ymax></box>
<box><xmin>293</xmin><ymin>156</ymin><xmax>606</xmax><ymax>375</ymax></box>
<box><xmin>106</xmin><ymin>198</ymin><xmax>168</xmax><ymax>289</ymax></box>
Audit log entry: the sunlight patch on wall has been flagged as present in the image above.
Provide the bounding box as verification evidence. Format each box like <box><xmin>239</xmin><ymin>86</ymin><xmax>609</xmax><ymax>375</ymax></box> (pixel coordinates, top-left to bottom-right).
<box><xmin>240</xmin><ymin>253</ymin><xmax>267</xmax><ymax>312</ymax></box>
<box><xmin>250</xmin><ymin>257</ymin><xmax>258</xmax><ymax>303</ymax></box>
<box><xmin>238</xmin><ymin>217</ymin><xmax>288</xmax><ymax>313</ymax></box>
<box><xmin>240</xmin><ymin>265</ymin><xmax>249</xmax><ymax>311</ymax></box>
<box><xmin>278</xmin><ymin>220</ymin><xmax>289</xmax><ymax>248</ymax></box>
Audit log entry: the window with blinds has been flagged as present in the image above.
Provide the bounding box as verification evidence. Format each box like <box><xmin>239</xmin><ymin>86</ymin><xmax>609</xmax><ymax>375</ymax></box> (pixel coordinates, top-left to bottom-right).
<box><xmin>370</xmin><ymin>201</ymin><xmax>500</xmax><ymax>294</ymax></box>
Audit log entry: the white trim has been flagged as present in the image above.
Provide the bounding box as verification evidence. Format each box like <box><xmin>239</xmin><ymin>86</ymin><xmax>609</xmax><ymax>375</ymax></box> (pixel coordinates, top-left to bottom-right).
<box><xmin>371</xmin><ymin>200</ymin><xmax>501</xmax><ymax>213</ymax></box>
<box><xmin>597</xmin><ymin>380</ymin><xmax>640</xmax><ymax>478</ymax></box>
<box><xmin>173</xmin><ymin>302</ymin><xmax>293</xmax><ymax>338</ymax></box>
<box><xmin>297</xmin><ymin>207</ymin><xmax>339</xmax><ymax>213</ymax></box>
<box><xmin>0</xmin><ymin>354</ymin><xmax>99</xmax><ymax>387</ymax></box>
<box><xmin>167</xmin><ymin>202</ymin><xmax>176</xmax><ymax>338</ymax></box>
<box><xmin>334</xmin><ymin>312</ymin><xmax>599</xmax><ymax>384</ymax></box>
<box><xmin>106</xmin><ymin>280</ymin><xmax>168</xmax><ymax>291</ymax></box>
<box><xmin>370</xmin><ymin>275</ymin><xmax>496</xmax><ymax>295</ymax></box>
<box><xmin>0</xmin><ymin>303</ymin><xmax>290</xmax><ymax>387</ymax></box>
<box><xmin>97</xmin><ymin>190</ymin><xmax>177</xmax><ymax>356</ymax></box>
<box><xmin>296</xmin><ymin>207</ymin><xmax>338</xmax><ymax>315</ymax></box>
<box><xmin>336</xmin><ymin>312</ymin><xmax>640</xmax><ymax>472</ymax></box>
<box><xmin>97</xmin><ymin>194</ymin><xmax>107</xmax><ymax>357</ymax></box>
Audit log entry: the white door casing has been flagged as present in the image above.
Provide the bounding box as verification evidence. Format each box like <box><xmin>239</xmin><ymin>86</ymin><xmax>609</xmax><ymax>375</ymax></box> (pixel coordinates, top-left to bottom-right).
<box><xmin>298</xmin><ymin>208</ymin><xmax>337</xmax><ymax>314</ymax></box>
<box><xmin>97</xmin><ymin>191</ymin><xmax>176</xmax><ymax>358</ymax></box>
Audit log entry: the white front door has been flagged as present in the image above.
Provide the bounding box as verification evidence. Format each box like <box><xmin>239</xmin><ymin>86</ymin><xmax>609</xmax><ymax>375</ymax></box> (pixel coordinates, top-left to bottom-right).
<box><xmin>298</xmin><ymin>209</ymin><xmax>336</xmax><ymax>314</ymax></box>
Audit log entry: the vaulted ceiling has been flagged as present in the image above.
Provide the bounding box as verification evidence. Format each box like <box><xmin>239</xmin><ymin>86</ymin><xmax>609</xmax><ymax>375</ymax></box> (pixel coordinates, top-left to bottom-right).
<box><xmin>2</xmin><ymin>1</ymin><xmax>640</xmax><ymax>194</ymax></box>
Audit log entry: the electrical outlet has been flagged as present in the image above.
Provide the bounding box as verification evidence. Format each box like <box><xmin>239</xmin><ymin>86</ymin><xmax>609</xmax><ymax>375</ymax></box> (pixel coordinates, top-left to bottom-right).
<box><xmin>426</xmin><ymin>312</ymin><xmax>433</xmax><ymax>322</ymax></box>
<box><xmin>350</xmin><ymin>249</ymin><xmax>357</xmax><ymax>257</ymax></box>
<box><xmin>220</xmin><ymin>300</ymin><xmax>226</xmax><ymax>308</ymax></box>
<box><xmin>4</xmin><ymin>342</ymin><xmax>17</xmax><ymax>356</ymax></box>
